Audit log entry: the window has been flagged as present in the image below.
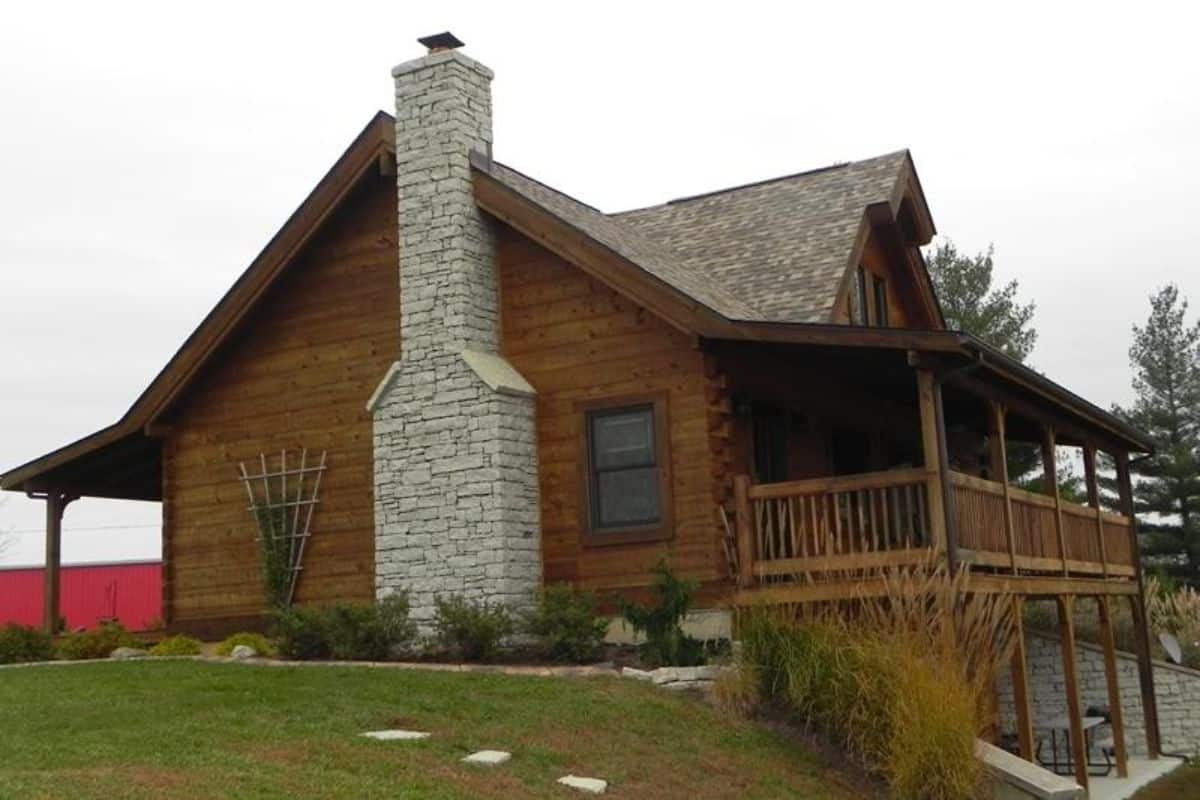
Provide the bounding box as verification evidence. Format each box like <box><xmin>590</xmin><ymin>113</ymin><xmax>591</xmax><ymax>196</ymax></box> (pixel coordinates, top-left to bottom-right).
<box><xmin>872</xmin><ymin>275</ymin><xmax>889</xmax><ymax>327</ymax></box>
<box><xmin>579</xmin><ymin>395</ymin><xmax>672</xmax><ymax>545</ymax></box>
<box><xmin>852</xmin><ymin>266</ymin><xmax>870</xmax><ymax>325</ymax></box>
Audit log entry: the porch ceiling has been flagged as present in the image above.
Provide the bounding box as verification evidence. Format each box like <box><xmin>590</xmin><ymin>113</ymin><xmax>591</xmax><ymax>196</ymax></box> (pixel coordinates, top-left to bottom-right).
<box><xmin>707</xmin><ymin>330</ymin><xmax>1152</xmax><ymax>455</ymax></box>
<box><xmin>1</xmin><ymin>428</ymin><xmax>160</xmax><ymax>501</ymax></box>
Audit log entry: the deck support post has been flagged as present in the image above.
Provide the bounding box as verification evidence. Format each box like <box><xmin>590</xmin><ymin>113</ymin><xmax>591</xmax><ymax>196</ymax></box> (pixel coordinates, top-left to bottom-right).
<box><xmin>988</xmin><ymin>402</ymin><xmax>1018</xmax><ymax>573</ymax></box>
<box><xmin>1041</xmin><ymin>429</ymin><xmax>1068</xmax><ymax>575</ymax></box>
<box><xmin>733</xmin><ymin>474</ymin><xmax>755</xmax><ymax>588</ymax></box>
<box><xmin>916</xmin><ymin>370</ymin><xmax>949</xmax><ymax>562</ymax></box>
<box><xmin>1010</xmin><ymin>595</ymin><xmax>1036</xmax><ymax>761</ymax></box>
<box><xmin>1116</xmin><ymin>451</ymin><xmax>1161</xmax><ymax>758</ymax></box>
<box><xmin>1096</xmin><ymin>595</ymin><xmax>1130</xmax><ymax>777</ymax></box>
<box><xmin>1055</xmin><ymin>594</ymin><xmax>1089</xmax><ymax>791</ymax></box>
<box><xmin>34</xmin><ymin>490</ymin><xmax>75</xmax><ymax>634</ymax></box>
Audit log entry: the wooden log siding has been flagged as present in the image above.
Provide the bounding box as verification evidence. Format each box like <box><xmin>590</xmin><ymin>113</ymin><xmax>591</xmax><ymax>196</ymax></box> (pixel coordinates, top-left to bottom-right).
<box><xmin>161</xmin><ymin>173</ymin><xmax>399</xmax><ymax>628</ymax></box>
<box><xmin>949</xmin><ymin>472</ymin><xmax>1135</xmax><ymax>578</ymax></box>
<box><xmin>742</xmin><ymin>468</ymin><xmax>934</xmax><ymax>580</ymax></box>
<box><xmin>496</xmin><ymin>227</ymin><xmax>724</xmax><ymax>596</ymax></box>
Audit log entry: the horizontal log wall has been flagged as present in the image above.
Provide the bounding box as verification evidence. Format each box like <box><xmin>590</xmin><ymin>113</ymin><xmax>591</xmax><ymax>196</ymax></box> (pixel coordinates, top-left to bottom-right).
<box><xmin>497</xmin><ymin>226</ymin><xmax>724</xmax><ymax>600</ymax></box>
<box><xmin>162</xmin><ymin>173</ymin><xmax>399</xmax><ymax>630</ymax></box>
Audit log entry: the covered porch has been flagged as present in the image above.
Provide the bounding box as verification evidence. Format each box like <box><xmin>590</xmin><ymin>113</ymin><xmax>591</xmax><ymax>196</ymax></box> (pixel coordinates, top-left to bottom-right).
<box><xmin>710</xmin><ymin>334</ymin><xmax>1161</xmax><ymax>793</ymax></box>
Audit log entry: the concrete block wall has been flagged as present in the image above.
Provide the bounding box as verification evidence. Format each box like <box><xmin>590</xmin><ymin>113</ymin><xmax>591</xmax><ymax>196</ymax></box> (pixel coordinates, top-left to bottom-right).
<box><xmin>996</xmin><ymin>630</ymin><xmax>1200</xmax><ymax>757</ymax></box>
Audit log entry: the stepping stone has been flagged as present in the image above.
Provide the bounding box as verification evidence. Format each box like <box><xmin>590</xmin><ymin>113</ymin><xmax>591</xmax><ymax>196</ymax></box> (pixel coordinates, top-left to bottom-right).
<box><xmin>558</xmin><ymin>775</ymin><xmax>607</xmax><ymax>794</ymax></box>
<box><xmin>361</xmin><ymin>730</ymin><xmax>430</xmax><ymax>741</ymax></box>
<box><xmin>462</xmin><ymin>750</ymin><xmax>511</xmax><ymax>766</ymax></box>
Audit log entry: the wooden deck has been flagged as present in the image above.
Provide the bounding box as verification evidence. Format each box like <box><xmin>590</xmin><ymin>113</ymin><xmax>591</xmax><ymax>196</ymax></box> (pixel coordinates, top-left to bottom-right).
<box><xmin>731</xmin><ymin>466</ymin><xmax>1139</xmax><ymax>605</ymax></box>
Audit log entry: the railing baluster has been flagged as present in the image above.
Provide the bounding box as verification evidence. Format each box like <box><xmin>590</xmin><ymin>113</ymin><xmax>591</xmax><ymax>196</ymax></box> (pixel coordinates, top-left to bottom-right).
<box><xmin>856</xmin><ymin>490</ymin><xmax>866</xmax><ymax>553</ymax></box>
<box><xmin>833</xmin><ymin>492</ymin><xmax>843</xmax><ymax>556</ymax></box>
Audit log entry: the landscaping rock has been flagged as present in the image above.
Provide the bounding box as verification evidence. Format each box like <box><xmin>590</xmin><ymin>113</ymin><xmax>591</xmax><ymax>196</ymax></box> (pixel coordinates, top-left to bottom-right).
<box><xmin>109</xmin><ymin>647</ymin><xmax>147</xmax><ymax>660</ymax></box>
<box><xmin>650</xmin><ymin>667</ymin><xmax>678</xmax><ymax>685</ymax></box>
<box><xmin>557</xmin><ymin>775</ymin><xmax>607</xmax><ymax>794</ymax></box>
<box><xmin>230</xmin><ymin>645</ymin><xmax>257</xmax><ymax>660</ymax></box>
<box><xmin>361</xmin><ymin>730</ymin><xmax>430</xmax><ymax>741</ymax></box>
<box><xmin>462</xmin><ymin>750</ymin><xmax>511</xmax><ymax>766</ymax></box>
<box><xmin>620</xmin><ymin>667</ymin><xmax>654</xmax><ymax>681</ymax></box>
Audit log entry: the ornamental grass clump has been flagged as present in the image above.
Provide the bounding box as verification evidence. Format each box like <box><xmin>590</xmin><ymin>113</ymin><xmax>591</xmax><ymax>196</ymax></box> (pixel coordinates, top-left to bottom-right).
<box><xmin>735</xmin><ymin>562</ymin><xmax>1015</xmax><ymax>800</ymax></box>
<box><xmin>215</xmin><ymin>632</ymin><xmax>278</xmax><ymax>657</ymax></box>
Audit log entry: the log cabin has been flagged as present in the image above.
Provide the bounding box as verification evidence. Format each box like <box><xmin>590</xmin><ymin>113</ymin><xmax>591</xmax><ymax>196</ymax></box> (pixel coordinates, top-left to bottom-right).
<box><xmin>0</xmin><ymin>33</ymin><xmax>1163</xmax><ymax>787</ymax></box>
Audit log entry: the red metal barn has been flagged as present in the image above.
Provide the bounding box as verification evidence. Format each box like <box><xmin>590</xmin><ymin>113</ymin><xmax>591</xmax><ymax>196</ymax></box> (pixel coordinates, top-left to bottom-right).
<box><xmin>0</xmin><ymin>561</ymin><xmax>161</xmax><ymax>631</ymax></box>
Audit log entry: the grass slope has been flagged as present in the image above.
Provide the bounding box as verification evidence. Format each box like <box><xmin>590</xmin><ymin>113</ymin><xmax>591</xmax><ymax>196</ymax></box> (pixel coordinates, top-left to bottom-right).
<box><xmin>1132</xmin><ymin>763</ymin><xmax>1200</xmax><ymax>800</ymax></box>
<box><xmin>0</xmin><ymin>661</ymin><xmax>860</xmax><ymax>799</ymax></box>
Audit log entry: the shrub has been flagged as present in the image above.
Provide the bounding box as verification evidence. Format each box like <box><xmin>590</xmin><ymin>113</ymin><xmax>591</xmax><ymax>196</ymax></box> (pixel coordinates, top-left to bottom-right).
<box><xmin>617</xmin><ymin>559</ymin><xmax>704</xmax><ymax>667</ymax></box>
<box><xmin>523</xmin><ymin>585</ymin><xmax>608</xmax><ymax>663</ymax></box>
<box><xmin>735</xmin><ymin>564</ymin><xmax>1015</xmax><ymax>800</ymax></box>
<box><xmin>215</xmin><ymin>632</ymin><xmax>278</xmax><ymax>657</ymax></box>
<box><xmin>55</xmin><ymin>621</ymin><xmax>141</xmax><ymax>661</ymax></box>
<box><xmin>432</xmin><ymin>595</ymin><xmax>514</xmax><ymax>662</ymax></box>
<box><xmin>148</xmin><ymin>635</ymin><xmax>202</xmax><ymax>657</ymax></box>
<box><xmin>0</xmin><ymin>624</ymin><xmax>55</xmax><ymax>664</ymax></box>
<box><xmin>713</xmin><ymin>661</ymin><xmax>760</xmax><ymax>718</ymax></box>
<box><xmin>273</xmin><ymin>594</ymin><xmax>417</xmax><ymax>661</ymax></box>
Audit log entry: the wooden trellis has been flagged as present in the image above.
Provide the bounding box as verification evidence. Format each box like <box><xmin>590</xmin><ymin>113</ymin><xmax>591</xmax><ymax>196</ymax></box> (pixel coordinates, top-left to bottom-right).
<box><xmin>237</xmin><ymin>449</ymin><xmax>326</xmax><ymax>608</ymax></box>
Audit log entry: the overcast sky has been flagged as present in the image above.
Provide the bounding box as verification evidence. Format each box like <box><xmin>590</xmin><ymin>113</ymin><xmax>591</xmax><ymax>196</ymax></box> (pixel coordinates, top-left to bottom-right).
<box><xmin>1</xmin><ymin>1</ymin><xmax>1197</xmax><ymax>566</ymax></box>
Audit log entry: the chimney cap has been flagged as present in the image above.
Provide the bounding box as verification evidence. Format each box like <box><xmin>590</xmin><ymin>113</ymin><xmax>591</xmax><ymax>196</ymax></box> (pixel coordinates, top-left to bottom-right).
<box><xmin>417</xmin><ymin>32</ymin><xmax>465</xmax><ymax>52</ymax></box>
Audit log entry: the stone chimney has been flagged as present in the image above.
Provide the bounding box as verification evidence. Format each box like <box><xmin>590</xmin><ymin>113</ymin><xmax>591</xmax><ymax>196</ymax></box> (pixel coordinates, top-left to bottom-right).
<box><xmin>369</xmin><ymin>34</ymin><xmax>541</xmax><ymax>624</ymax></box>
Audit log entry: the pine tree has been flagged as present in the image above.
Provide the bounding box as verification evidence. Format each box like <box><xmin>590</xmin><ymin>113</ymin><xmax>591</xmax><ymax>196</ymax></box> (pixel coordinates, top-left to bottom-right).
<box><xmin>925</xmin><ymin>240</ymin><xmax>1037</xmax><ymax>362</ymax></box>
<box><xmin>925</xmin><ymin>239</ymin><xmax>1044</xmax><ymax>482</ymax></box>
<box><xmin>1116</xmin><ymin>285</ymin><xmax>1200</xmax><ymax>585</ymax></box>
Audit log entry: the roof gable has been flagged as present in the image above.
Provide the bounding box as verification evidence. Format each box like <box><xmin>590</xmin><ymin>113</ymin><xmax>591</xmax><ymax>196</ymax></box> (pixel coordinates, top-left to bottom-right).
<box><xmin>614</xmin><ymin>150</ymin><xmax>934</xmax><ymax>324</ymax></box>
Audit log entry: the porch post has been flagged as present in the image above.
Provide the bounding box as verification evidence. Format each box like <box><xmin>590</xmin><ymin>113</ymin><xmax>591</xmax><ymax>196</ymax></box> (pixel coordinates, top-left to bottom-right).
<box><xmin>988</xmin><ymin>402</ymin><xmax>1018</xmax><ymax>573</ymax></box>
<box><xmin>1117</xmin><ymin>451</ymin><xmax>1161</xmax><ymax>758</ymax></box>
<box><xmin>916</xmin><ymin>370</ymin><xmax>949</xmax><ymax>560</ymax></box>
<box><xmin>1055</xmin><ymin>594</ymin><xmax>1089</xmax><ymax>791</ymax></box>
<box><xmin>1096</xmin><ymin>595</ymin><xmax>1130</xmax><ymax>777</ymax></box>
<box><xmin>1041</xmin><ymin>428</ymin><xmax>1068</xmax><ymax>575</ymax></box>
<box><xmin>39</xmin><ymin>491</ymin><xmax>74</xmax><ymax>634</ymax></box>
<box><xmin>733</xmin><ymin>475</ymin><xmax>755</xmax><ymax>588</ymax></box>
<box><xmin>1010</xmin><ymin>595</ymin><xmax>1037</xmax><ymax>761</ymax></box>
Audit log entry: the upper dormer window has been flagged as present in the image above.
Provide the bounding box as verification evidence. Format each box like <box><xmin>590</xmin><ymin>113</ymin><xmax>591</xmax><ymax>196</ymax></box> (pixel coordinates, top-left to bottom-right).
<box><xmin>852</xmin><ymin>266</ymin><xmax>870</xmax><ymax>325</ymax></box>
<box><xmin>872</xmin><ymin>274</ymin><xmax>889</xmax><ymax>327</ymax></box>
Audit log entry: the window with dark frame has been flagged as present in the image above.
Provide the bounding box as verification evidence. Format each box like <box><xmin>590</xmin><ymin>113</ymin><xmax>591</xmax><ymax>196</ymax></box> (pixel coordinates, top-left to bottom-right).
<box><xmin>585</xmin><ymin>403</ymin><xmax>662</xmax><ymax>534</ymax></box>
<box><xmin>872</xmin><ymin>274</ymin><xmax>889</xmax><ymax>327</ymax></box>
<box><xmin>855</xmin><ymin>266</ymin><xmax>870</xmax><ymax>325</ymax></box>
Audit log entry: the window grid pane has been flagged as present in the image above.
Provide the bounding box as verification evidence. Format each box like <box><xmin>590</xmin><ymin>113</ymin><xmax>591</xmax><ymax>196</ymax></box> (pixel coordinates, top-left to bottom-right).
<box><xmin>587</xmin><ymin>405</ymin><xmax>661</xmax><ymax>531</ymax></box>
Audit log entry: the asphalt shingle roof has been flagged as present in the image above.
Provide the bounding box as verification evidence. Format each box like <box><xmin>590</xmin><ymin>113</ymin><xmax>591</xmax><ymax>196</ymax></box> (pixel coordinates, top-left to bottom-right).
<box><xmin>477</xmin><ymin>150</ymin><xmax>913</xmax><ymax>324</ymax></box>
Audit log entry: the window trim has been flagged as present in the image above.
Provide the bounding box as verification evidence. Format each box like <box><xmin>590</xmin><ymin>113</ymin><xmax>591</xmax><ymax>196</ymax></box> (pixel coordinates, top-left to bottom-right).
<box><xmin>576</xmin><ymin>392</ymin><xmax>674</xmax><ymax>547</ymax></box>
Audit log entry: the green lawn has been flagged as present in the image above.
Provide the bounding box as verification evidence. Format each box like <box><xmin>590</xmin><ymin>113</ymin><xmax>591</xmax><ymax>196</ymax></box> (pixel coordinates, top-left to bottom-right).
<box><xmin>0</xmin><ymin>661</ymin><xmax>861</xmax><ymax>799</ymax></box>
<box><xmin>1132</xmin><ymin>763</ymin><xmax>1200</xmax><ymax>800</ymax></box>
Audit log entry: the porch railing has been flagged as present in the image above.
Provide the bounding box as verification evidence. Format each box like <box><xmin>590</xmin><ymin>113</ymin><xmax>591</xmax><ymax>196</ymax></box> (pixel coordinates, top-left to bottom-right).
<box><xmin>733</xmin><ymin>468</ymin><xmax>1136</xmax><ymax>587</ymax></box>
<box><xmin>733</xmin><ymin>467</ymin><xmax>936</xmax><ymax>585</ymax></box>
<box><xmin>949</xmin><ymin>472</ymin><xmax>1136</xmax><ymax>578</ymax></box>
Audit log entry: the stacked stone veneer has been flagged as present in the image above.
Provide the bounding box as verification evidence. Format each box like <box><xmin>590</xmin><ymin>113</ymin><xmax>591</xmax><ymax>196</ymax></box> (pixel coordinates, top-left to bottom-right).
<box><xmin>995</xmin><ymin>631</ymin><xmax>1200</xmax><ymax>757</ymax></box>
<box><xmin>371</xmin><ymin>47</ymin><xmax>541</xmax><ymax>624</ymax></box>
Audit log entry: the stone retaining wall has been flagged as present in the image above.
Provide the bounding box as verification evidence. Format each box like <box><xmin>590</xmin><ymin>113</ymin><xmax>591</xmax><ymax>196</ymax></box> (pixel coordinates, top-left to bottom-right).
<box><xmin>995</xmin><ymin>631</ymin><xmax>1200</xmax><ymax>756</ymax></box>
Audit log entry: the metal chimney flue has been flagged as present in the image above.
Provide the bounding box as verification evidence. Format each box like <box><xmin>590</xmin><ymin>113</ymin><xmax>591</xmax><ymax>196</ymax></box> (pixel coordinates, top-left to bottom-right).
<box><xmin>417</xmin><ymin>32</ymin><xmax>464</xmax><ymax>53</ymax></box>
